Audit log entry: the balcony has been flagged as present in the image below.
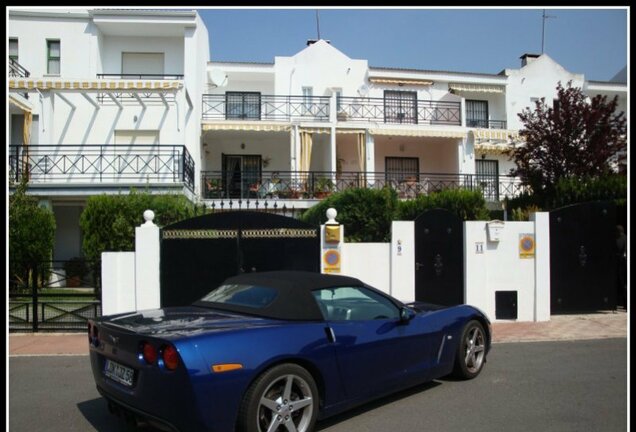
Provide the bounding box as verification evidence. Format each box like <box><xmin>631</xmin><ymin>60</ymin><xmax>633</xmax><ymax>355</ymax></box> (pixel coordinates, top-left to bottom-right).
<box><xmin>9</xmin><ymin>58</ymin><xmax>30</xmax><ymax>78</ymax></box>
<box><xmin>337</xmin><ymin>97</ymin><xmax>461</xmax><ymax>126</ymax></box>
<box><xmin>202</xmin><ymin>94</ymin><xmax>330</xmax><ymax>122</ymax></box>
<box><xmin>201</xmin><ymin>170</ymin><xmax>526</xmax><ymax>203</ymax></box>
<box><xmin>9</xmin><ymin>145</ymin><xmax>194</xmax><ymax>192</ymax></box>
<box><xmin>467</xmin><ymin>119</ymin><xmax>507</xmax><ymax>129</ymax></box>
<box><xmin>96</xmin><ymin>73</ymin><xmax>184</xmax><ymax>80</ymax></box>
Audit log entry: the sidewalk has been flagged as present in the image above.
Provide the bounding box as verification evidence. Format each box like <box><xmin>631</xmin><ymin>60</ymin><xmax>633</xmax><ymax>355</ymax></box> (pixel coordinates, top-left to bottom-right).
<box><xmin>8</xmin><ymin>310</ymin><xmax>627</xmax><ymax>356</ymax></box>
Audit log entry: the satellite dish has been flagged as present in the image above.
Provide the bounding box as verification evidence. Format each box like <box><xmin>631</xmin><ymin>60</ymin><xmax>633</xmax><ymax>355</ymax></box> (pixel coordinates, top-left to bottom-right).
<box><xmin>357</xmin><ymin>84</ymin><xmax>370</xmax><ymax>96</ymax></box>
<box><xmin>207</xmin><ymin>68</ymin><xmax>227</xmax><ymax>88</ymax></box>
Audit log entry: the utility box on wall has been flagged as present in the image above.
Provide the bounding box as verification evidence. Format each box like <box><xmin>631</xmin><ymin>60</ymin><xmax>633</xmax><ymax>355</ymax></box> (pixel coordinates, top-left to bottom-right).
<box><xmin>487</xmin><ymin>220</ymin><xmax>505</xmax><ymax>242</ymax></box>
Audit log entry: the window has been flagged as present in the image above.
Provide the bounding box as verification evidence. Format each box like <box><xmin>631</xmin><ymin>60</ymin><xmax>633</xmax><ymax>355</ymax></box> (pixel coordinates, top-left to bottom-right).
<box><xmin>9</xmin><ymin>38</ymin><xmax>18</xmax><ymax>62</ymax></box>
<box><xmin>466</xmin><ymin>100</ymin><xmax>489</xmax><ymax>128</ymax></box>
<box><xmin>385</xmin><ymin>157</ymin><xmax>419</xmax><ymax>184</ymax></box>
<box><xmin>312</xmin><ymin>286</ymin><xmax>399</xmax><ymax>321</ymax></box>
<box><xmin>122</xmin><ymin>52</ymin><xmax>165</xmax><ymax>78</ymax></box>
<box><xmin>225</xmin><ymin>92</ymin><xmax>261</xmax><ymax>120</ymax></box>
<box><xmin>47</xmin><ymin>40</ymin><xmax>60</xmax><ymax>74</ymax></box>
<box><xmin>383</xmin><ymin>90</ymin><xmax>417</xmax><ymax>124</ymax></box>
<box><xmin>476</xmin><ymin>159</ymin><xmax>499</xmax><ymax>201</ymax></box>
<box><xmin>302</xmin><ymin>86</ymin><xmax>313</xmax><ymax>114</ymax></box>
<box><xmin>200</xmin><ymin>284</ymin><xmax>278</xmax><ymax>309</ymax></box>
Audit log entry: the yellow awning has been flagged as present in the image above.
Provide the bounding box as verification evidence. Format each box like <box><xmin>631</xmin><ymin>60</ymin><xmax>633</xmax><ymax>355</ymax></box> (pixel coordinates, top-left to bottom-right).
<box><xmin>472</xmin><ymin>129</ymin><xmax>520</xmax><ymax>141</ymax></box>
<box><xmin>369</xmin><ymin>128</ymin><xmax>466</xmax><ymax>139</ymax></box>
<box><xmin>369</xmin><ymin>77</ymin><xmax>433</xmax><ymax>86</ymax></box>
<box><xmin>202</xmin><ymin>122</ymin><xmax>291</xmax><ymax>132</ymax></box>
<box><xmin>336</xmin><ymin>128</ymin><xmax>367</xmax><ymax>134</ymax></box>
<box><xmin>449</xmin><ymin>83</ymin><xmax>505</xmax><ymax>94</ymax></box>
<box><xmin>9</xmin><ymin>78</ymin><xmax>182</xmax><ymax>91</ymax></box>
<box><xmin>475</xmin><ymin>142</ymin><xmax>512</xmax><ymax>155</ymax></box>
<box><xmin>9</xmin><ymin>94</ymin><xmax>33</xmax><ymax>113</ymax></box>
<box><xmin>298</xmin><ymin>127</ymin><xmax>331</xmax><ymax>134</ymax></box>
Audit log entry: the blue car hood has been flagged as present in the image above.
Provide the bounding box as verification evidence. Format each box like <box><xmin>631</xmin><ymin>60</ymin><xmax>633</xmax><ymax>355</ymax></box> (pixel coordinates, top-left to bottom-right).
<box><xmin>99</xmin><ymin>306</ymin><xmax>281</xmax><ymax>338</ymax></box>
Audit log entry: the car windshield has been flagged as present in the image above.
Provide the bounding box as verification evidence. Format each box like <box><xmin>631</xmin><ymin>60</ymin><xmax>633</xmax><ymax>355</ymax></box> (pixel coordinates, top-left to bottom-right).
<box><xmin>199</xmin><ymin>284</ymin><xmax>278</xmax><ymax>309</ymax></box>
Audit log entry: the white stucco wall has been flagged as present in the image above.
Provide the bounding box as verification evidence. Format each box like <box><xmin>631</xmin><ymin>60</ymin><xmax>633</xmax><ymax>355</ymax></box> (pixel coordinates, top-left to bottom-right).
<box><xmin>341</xmin><ymin>243</ymin><xmax>391</xmax><ymax>294</ymax></box>
<box><xmin>101</xmin><ymin>251</ymin><xmax>136</xmax><ymax>315</ymax></box>
<box><xmin>504</xmin><ymin>55</ymin><xmax>585</xmax><ymax>130</ymax></box>
<box><xmin>390</xmin><ymin>221</ymin><xmax>415</xmax><ymax>303</ymax></box>
<box><xmin>464</xmin><ymin>220</ymin><xmax>537</xmax><ymax>321</ymax></box>
<box><xmin>100</xmin><ymin>36</ymin><xmax>184</xmax><ymax>75</ymax></box>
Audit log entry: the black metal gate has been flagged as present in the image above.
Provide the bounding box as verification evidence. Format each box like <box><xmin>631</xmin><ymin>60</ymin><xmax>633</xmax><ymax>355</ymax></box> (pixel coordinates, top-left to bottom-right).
<box><xmin>550</xmin><ymin>201</ymin><xmax>617</xmax><ymax>313</ymax></box>
<box><xmin>160</xmin><ymin>211</ymin><xmax>320</xmax><ymax>307</ymax></box>
<box><xmin>414</xmin><ymin>209</ymin><xmax>464</xmax><ymax>306</ymax></box>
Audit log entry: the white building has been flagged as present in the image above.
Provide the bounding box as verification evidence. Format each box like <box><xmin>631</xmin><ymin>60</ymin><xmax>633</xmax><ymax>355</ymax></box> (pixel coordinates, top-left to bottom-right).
<box><xmin>8</xmin><ymin>8</ymin><xmax>628</xmax><ymax>261</ymax></box>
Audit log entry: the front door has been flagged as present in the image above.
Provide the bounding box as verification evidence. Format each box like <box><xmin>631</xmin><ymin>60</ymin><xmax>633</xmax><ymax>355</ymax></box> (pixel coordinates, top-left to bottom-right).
<box><xmin>414</xmin><ymin>209</ymin><xmax>464</xmax><ymax>306</ymax></box>
<box><xmin>221</xmin><ymin>154</ymin><xmax>262</xmax><ymax>199</ymax></box>
<box><xmin>476</xmin><ymin>159</ymin><xmax>499</xmax><ymax>201</ymax></box>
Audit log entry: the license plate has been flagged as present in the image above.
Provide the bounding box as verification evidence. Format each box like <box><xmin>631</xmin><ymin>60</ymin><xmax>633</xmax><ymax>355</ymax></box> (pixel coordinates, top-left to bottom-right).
<box><xmin>104</xmin><ymin>359</ymin><xmax>135</xmax><ymax>387</ymax></box>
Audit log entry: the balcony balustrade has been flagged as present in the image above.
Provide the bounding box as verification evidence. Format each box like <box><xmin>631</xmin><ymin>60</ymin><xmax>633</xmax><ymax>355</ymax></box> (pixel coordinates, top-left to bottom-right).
<box><xmin>466</xmin><ymin>119</ymin><xmax>507</xmax><ymax>129</ymax></box>
<box><xmin>96</xmin><ymin>73</ymin><xmax>184</xmax><ymax>80</ymax></box>
<box><xmin>9</xmin><ymin>145</ymin><xmax>194</xmax><ymax>191</ymax></box>
<box><xmin>202</xmin><ymin>94</ymin><xmax>330</xmax><ymax>122</ymax></box>
<box><xmin>201</xmin><ymin>170</ymin><xmax>526</xmax><ymax>202</ymax></box>
<box><xmin>9</xmin><ymin>58</ymin><xmax>30</xmax><ymax>78</ymax></box>
<box><xmin>337</xmin><ymin>97</ymin><xmax>462</xmax><ymax>125</ymax></box>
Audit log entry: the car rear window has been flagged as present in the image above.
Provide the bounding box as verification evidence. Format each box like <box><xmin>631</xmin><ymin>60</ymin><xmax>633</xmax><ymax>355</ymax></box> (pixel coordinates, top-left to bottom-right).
<box><xmin>199</xmin><ymin>284</ymin><xmax>278</xmax><ymax>309</ymax></box>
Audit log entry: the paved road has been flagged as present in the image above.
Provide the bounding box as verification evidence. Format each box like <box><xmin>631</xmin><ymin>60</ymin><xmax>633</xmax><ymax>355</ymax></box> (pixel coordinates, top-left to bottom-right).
<box><xmin>9</xmin><ymin>338</ymin><xmax>627</xmax><ymax>432</ymax></box>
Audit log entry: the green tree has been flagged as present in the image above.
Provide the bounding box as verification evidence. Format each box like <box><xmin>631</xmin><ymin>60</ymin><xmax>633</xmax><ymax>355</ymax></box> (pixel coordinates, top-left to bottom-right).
<box><xmin>9</xmin><ymin>179</ymin><xmax>56</xmax><ymax>289</ymax></box>
<box><xmin>508</xmin><ymin>81</ymin><xmax>626</xmax><ymax>202</ymax></box>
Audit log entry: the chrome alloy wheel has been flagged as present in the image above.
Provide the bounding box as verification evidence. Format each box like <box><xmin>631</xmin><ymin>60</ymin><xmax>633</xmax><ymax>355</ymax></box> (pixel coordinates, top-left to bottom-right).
<box><xmin>464</xmin><ymin>325</ymin><xmax>486</xmax><ymax>374</ymax></box>
<box><xmin>257</xmin><ymin>374</ymin><xmax>314</xmax><ymax>432</ymax></box>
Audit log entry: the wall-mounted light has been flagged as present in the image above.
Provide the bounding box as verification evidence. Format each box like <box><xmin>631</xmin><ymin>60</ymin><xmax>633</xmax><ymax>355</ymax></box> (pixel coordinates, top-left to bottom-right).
<box><xmin>481</xmin><ymin>154</ymin><xmax>486</xmax><ymax>159</ymax></box>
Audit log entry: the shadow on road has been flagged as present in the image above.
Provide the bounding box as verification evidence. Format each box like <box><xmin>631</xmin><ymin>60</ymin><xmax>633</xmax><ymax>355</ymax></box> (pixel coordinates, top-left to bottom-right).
<box><xmin>315</xmin><ymin>380</ymin><xmax>442</xmax><ymax>430</ymax></box>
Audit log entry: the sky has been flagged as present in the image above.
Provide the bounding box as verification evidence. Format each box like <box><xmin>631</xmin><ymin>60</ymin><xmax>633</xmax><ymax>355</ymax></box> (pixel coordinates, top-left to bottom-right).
<box><xmin>197</xmin><ymin>7</ymin><xmax>628</xmax><ymax>82</ymax></box>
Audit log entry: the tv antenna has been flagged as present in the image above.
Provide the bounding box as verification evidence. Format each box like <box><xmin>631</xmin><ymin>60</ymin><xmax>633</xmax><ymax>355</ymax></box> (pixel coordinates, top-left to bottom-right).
<box><xmin>541</xmin><ymin>9</ymin><xmax>557</xmax><ymax>54</ymax></box>
<box><xmin>315</xmin><ymin>10</ymin><xmax>321</xmax><ymax>40</ymax></box>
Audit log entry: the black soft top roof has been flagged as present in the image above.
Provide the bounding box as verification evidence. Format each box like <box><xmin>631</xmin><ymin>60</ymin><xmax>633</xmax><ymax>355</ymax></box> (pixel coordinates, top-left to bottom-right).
<box><xmin>194</xmin><ymin>271</ymin><xmax>367</xmax><ymax>321</ymax></box>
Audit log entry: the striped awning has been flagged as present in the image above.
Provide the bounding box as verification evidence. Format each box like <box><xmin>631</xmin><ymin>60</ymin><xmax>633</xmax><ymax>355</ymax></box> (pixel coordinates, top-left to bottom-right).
<box><xmin>448</xmin><ymin>83</ymin><xmax>505</xmax><ymax>94</ymax></box>
<box><xmin>9</xmin><ymin>78</ymin><xmax>183</xmax><ymax>91</ymax></box>
<box><xmin>370</xmin><ymin>128</ymin><xmax>466</xmax><ymax>139</ymax></box>
<box><xmin>9</xmin><ymin>94</ymin><xmax>33</xmax><ymax>113</ymax></box>
<box><xmin>474</xmin><ymin>142</ymin><xmax>512</xmax><ymax>155</ymax></box>
<box><xmin>299</xmin><ymin>127</ymin><xmax>331</xmax><ymax>134</ymax></box>
<box><xmin>202</xmin><ymin>122</ymin><xmax>291</xmax><ymax>132</ymax></box>
<box><xmin>472</xmin><ymin>128</ymin><xmax>520</xmax><ymax>141</ymax></box>
<box><xmin>369</xmin><ymin>77</ymin><xmax>433</xmax><ymax>86</ymax></box>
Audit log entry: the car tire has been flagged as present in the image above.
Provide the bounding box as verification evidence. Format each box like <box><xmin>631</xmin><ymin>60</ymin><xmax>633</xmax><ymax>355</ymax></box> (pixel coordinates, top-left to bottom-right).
<box><xmin>237</xmin><ymin>363</ymin><xmax>319</xmax><ymax>432</ymax></box>
<box><xmin>452</xmin><ymin>320</ymin><xmax>487</xmax><ymax>379</ymax></box>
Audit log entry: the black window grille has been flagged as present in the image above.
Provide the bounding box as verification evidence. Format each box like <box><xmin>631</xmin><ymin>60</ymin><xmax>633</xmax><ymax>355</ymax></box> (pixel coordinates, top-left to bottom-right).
<box><xmin>225</xmin><ymin>92</ymin><xmax>261</xmax><ymax>120</ymax></box>
<box><xmin>466</xmin><ymin>100</ymin><xmax>489</xmax><ymax>128</ymax></box>
<box><xmin>383</xmin><ymin>91</ymin><xmax>417</xmax><ymax>124</ymax></box>
<box><xmin>385</xmin><ymin>157</ymin><xmax>419</xmax><ymax>183</ymax></box>
<box><xmin>476</xmin><ymin>159</ymin><xmax>499</xmax><ymax>201</ymax></box>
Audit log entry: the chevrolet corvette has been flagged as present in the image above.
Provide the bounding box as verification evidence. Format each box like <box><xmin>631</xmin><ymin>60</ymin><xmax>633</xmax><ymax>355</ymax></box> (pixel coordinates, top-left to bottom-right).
<box><xmin>88</xmin><ymin>271</ymin><xmax>491</xmax><ymax>432</ymax></box>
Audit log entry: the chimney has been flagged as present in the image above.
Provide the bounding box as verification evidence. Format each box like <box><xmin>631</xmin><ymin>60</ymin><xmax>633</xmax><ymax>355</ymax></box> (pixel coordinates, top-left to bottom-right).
<box><xmin>520</xmin><ymin>53</ymin><xmax>541</xmax><ymax>67</ymax></box>
<box><xmin>306</xmin><ymin>39</ymin><xmax>331</xmax><ymax>46</ymax></box>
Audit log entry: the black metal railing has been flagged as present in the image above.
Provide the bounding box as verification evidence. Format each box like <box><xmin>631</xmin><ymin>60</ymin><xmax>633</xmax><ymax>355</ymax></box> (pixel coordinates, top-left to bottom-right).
<box><xmin>337</xmin><ymin>97</ymin><xmax>462</xmax><ymax>125</ymax></box>
<box><xmin>201</xmin><ymin>170</ymin><xmax>526</xmax><ymax>202</ymax></box>
<box><xmin>202</xmin><ymin>94</ymin><xmax>330</xmax><ymax>122</ymax></box>
<box><xmin>9</xmin><ymin>259</ymin><xmax>101</xmax><ymax>332</ymax></box>
<box><xmin>97</xmin><ymin>73</ymin><xmax>184</xmax><ymax>80</ymax></box>
<box><xmin>9</xmin><ymin>145</ymin><xmax>194</xmax><ymax>191</ymax></box>
<box><xmin>466</xmin><ymin>119</ymin><xmax>507</xmax><ymax>129</ymax></box>
<box><xmin>9</xmin><ymin>58</ymin><xmax>30</xmax><ymax>78</ymax></box>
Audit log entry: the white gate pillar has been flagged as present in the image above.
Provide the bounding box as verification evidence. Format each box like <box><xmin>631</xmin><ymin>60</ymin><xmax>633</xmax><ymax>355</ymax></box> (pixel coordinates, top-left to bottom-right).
<box><xmin>135</xmin><ymin>210</ymin><xmax>161</xmax><ymax>310</ymax></box>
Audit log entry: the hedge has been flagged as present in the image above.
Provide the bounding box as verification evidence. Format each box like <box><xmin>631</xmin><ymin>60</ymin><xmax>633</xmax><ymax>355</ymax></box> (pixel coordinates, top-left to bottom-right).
<box><xmin>80</xmin><ymin>190</ymin><xmax>204</xmax><ymax>262</ymax></box>
<box><xmin>397</xmin><ymin>188</ymin><xmax>491</xmax><ymax>221</ymax></box>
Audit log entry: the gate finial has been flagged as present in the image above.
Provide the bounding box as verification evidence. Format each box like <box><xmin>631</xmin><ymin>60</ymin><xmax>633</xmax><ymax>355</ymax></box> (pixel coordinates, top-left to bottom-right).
<box><xmin>326</xmin><ymin>208</ymin><xmax>338</xmax><ymax>225</ymax></box>
<box><xmin>143</xmin><ymin>209</ymin><xmax>156</xmax><ymax>226</ymax></box>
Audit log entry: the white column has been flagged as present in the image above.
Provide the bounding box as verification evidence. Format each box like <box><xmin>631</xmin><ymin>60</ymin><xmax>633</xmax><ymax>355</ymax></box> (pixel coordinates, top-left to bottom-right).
<box><xmin>330</xmin><ymin>126</ymin><xmax>337</xmax><ymax>180</ymax></box>
<box><xmin>135</xmin><ymin>210</ymin><xmax>161</xmax><ymax>311</ymax></box>
<box><xmin>366</xmin><ymin>131</ymin><xmax>375</xmax><ymax>182</ymax></box>
<box><xmin>390</xmin><ymin>221</ymin><xmax>415</xmax><ymax>302</ymax></box>
<box><xmin>532</xmin><ymin>212</ymin><xmax>551</xmax><ymax>321</ymax></box>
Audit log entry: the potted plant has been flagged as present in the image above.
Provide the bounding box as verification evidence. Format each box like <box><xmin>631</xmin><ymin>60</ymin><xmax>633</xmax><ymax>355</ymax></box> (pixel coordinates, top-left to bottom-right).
<box><xmin>314</xmin><ymin>177</ymin><xmax>335</xmax><ymax>199</ymax></box>
<box><xmin>64</xmin><ymin>257</ymin><xmax>88</xmax><ymax>288</ymax></box>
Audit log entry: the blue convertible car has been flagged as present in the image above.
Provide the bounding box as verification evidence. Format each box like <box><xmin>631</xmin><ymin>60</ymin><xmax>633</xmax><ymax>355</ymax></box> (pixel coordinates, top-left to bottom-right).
<box><xmin>88</xmin><ymin>271</ymin><xmax>491</xmax><ymax>432</ymax></box>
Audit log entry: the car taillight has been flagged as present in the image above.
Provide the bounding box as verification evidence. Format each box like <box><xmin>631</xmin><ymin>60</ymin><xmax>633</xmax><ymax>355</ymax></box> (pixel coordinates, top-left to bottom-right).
<box><xmin>162</xmin><ymin>345</ymin><xmax>179</xmax><ymax>371</ymax></box>
<box><xmin>142</xmin><ymin>342</ymin><xmax>157</xmax><ymax>365</ymax></box>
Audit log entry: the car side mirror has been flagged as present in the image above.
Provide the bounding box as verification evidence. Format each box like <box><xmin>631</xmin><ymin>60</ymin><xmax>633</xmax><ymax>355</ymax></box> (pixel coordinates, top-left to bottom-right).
<box><xmin>399</xmin><ymin>307</ymin><xmax>415</xmax><ymax>324</ymax></box>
